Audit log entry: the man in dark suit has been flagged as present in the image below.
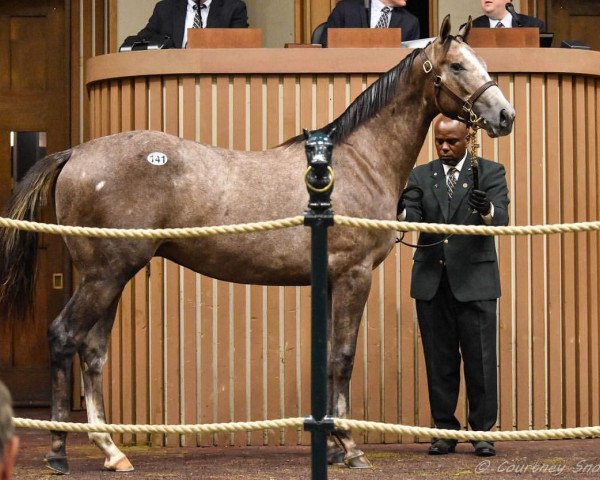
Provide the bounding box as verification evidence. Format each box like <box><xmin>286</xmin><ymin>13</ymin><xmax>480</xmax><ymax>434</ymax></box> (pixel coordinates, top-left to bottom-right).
<box><xmin>320</xmin><ymin>0</ymin><xmax>420</xmax><ymax>46</ymax></box>
<box><xmin>136</xmin><ymin>0</ymin><xmax>249</xmax><ymax>49</ymax></box>
<box><xmin>473</xmin><ymin>0</ymin><xmax>545</xmax><ymax>31</ymax></box>
<box><xmin>398</xmin><ymin>116</ymin><xmax>509</xmax><ymax>457</ymax></box>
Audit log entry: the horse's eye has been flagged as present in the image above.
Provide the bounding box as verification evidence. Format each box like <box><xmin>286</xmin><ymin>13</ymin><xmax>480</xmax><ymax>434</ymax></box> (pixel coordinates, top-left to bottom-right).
<box><xmin>450</xmin><ymin>63</ymin><xmax>464</xmax><ymax>72</ymax></box>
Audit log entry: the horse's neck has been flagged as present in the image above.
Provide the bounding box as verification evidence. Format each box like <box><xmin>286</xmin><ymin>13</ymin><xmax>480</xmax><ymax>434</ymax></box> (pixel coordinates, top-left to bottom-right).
<box><xmin>343</xmin><ymin>79</ymin><xmax>436</xmax><ymax>197</ymax></box>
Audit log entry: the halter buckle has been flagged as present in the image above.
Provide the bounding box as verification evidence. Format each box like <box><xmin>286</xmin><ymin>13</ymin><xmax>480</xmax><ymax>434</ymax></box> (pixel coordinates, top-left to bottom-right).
<box><xmin>422</xmin><ymin>60</ymin><xmax>433</xmax><ymax>74</ymax></box>
<box><xmin>462</xmin><ymin>100</ymin><xmax>473</xmax><ymax>113</ymax></box>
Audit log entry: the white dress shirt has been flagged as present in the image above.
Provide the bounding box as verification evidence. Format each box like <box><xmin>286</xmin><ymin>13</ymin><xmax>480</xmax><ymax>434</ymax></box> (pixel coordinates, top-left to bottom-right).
<box><xmin>489</xmin><ymin>13</ymin><xmax>513</xmax><ymax>28</ymax></box>
<box><xmin>370</xmin><ymin>0</ymin><xmax>392</xmax><ymax>28</ymax></box>
<box><xmin>184</xmin><ymin>0</ymin><xmax>212</xmax><ymax>48</ymax></box>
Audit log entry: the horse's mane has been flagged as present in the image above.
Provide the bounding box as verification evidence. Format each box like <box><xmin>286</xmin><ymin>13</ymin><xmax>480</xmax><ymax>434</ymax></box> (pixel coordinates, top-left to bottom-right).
<box><xmin>282</xmin><ymin>47</ymin><xmax>423</xmax><ymax>146</ymax></box>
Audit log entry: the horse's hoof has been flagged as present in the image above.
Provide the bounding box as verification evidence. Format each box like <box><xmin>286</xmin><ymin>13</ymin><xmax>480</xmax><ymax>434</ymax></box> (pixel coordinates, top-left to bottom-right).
<box><xmin>327</xmin><ymin>450</ymin><xmax>346</xmax><ymax>466</ymax></box>
<box><xmin>104</xmin><ymin>455</ymin><xmax>134</xmax><ymax>472</ymax></box>
<box><xmin>44</xmin><ymin>456</ymin><xmax>70</xmax><ymax>475</ymax></box>
<box><xmin>345</xmin><ymin>453</ymin><xmax>372</xmax><ymax>469</ymax></box>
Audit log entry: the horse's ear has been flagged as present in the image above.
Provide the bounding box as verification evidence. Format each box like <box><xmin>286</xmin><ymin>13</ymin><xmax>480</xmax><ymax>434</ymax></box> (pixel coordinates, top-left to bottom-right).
<box><xmin>459</xmin><ymin>16</ymin><xmax>472</xmax><ymax>42</ymax></box>
<box><xmin>303</xmin><ymin>128</ymin><xmax>310</xmax><ymax>139</ymax></box>
<box><xmin>439</xmin><ymin>14</ymin><xmax>451</xmax><ymax>42</ymax></box>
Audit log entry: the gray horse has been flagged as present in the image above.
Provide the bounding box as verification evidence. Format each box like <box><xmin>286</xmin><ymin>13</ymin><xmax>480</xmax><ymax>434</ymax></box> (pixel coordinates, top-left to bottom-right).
<box><xmin>0</xmin><ymin>17</ymin><xmax>513</xmax><ymax>474</ymax></box>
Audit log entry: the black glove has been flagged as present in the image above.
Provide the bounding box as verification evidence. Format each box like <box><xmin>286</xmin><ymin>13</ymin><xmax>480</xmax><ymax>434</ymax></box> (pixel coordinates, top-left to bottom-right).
<box><xmin>468</xmin><ymin>189</ymin><xmax>491</xmax><ymax>215</ymax></box>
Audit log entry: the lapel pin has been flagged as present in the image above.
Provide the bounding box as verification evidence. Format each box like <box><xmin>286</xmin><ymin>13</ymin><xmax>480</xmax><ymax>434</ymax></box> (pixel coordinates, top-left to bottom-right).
<box><xmin>462</xmin><ymin>183</ymin><xmax>468</xmax><ymax>188</ymax></box>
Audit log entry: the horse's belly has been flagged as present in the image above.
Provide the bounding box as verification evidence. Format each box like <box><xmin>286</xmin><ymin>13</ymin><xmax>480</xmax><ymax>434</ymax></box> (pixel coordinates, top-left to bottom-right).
<box><xmin>158</xmin><ymin>235</ymin><xmax>312</xmax><ymax>286</ymax></box>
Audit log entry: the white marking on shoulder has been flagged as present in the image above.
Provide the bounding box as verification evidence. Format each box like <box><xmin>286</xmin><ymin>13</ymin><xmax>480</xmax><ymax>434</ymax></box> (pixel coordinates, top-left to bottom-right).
<box><xmin>147</xmin><ymin>152</ymin><xmax>168</xmax><ymax>166</ymax></box>
<box><xmin>95</xmin><ymin>181</ymin><xmax>106</xmax><ymax>191</ymax></box>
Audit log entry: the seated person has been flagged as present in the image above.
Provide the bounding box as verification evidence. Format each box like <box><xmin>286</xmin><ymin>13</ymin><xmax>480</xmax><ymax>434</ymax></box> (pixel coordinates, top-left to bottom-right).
<box><xmin>129</xmin><ymin>0</ymin><xmax>249</xmax><ymax>49</ymax></box>
<box><xmin>473</xmin><ymin>0</ymin><xmax>545</xmax><ymax>31</ymax></box>
<box><xmin>320</xmin><ymin>0</ymin><xmax>420</xmax><ymax>46</ymax></box>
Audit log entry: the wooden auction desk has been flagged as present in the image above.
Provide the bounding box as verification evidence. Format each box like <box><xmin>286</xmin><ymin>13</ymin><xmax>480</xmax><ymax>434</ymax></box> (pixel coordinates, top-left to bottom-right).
<box><xmin>86</xmin><ymin>48</ymin><xmax>600</xmax><ymax>447</ymax></box>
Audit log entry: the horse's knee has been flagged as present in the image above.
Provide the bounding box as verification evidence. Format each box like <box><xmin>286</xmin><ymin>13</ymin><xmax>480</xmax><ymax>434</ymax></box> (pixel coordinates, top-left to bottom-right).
<box><xmin>330</xmin><ymin>348</ymin><xmax>356</xmax><ymax>381</ymax></box>
<box><xmin>48</xmin><ymin>320</ymin><xmax>77</xmax><ymax>364</ymax></box>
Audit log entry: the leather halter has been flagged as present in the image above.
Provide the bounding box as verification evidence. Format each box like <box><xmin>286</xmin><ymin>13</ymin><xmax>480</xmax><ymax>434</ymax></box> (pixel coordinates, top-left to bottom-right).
<box><xmin>418</xmin><ymin>49</ymin><xmax>498</xmax><ymax>127</ymax></box>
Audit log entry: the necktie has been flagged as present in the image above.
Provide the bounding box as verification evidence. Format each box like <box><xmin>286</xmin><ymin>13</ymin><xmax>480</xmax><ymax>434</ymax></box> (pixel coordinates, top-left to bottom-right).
<box><xmin>193</xmin><ymin>1</ymin><xmax>206</xmax><ymax>28</ymax></box>
<box><xmin>447</xmin><ymin>167</ymin><xmax>458</xmax><ymax>200</ymax></box>
<box><xmin>495</xmin><ymin>22</ymin><xmax>504</xmax><ymax>28</ymax></box>
<box><xmin>375</xmin><ymin>6</ymin><xmax>391</xmax><ymax>28</ymax></box>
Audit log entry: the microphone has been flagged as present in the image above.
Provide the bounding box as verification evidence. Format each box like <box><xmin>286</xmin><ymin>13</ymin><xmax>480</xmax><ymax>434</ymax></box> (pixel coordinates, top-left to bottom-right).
<box><xmin>505</xmin><ymin>3</ymin><xmax>522</xmax><ymax>27</ymax></box>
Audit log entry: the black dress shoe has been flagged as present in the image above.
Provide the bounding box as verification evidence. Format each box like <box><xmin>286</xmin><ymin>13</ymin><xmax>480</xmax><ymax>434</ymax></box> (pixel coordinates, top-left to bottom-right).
<box><xmin>472</xmin><ymin>440</ymin><xmax>496</xmax><ymax>457</ymax></box>
<box><xmin>428</xmin><ymin>438</ymin><xmax>457</xmax><ymax>455</ymax></box>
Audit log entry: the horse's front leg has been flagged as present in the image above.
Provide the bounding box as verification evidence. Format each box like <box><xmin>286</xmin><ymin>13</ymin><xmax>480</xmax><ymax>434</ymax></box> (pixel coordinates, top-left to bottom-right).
<box><xmin>328</xmin><ymin>266</ymin><xmax>373</xmax><ymax>469</ymax></box>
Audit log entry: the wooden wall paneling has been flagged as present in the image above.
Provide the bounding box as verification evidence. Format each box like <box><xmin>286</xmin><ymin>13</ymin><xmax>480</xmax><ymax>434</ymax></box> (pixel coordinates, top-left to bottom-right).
<box><xmin>298</xmin><ymin>74</ymin><xmax>313</xmax><ymax>446</ymax></box>
<box><xmin>231</xmin><ymin>75</ymin><xmax>249</xmax><ymax>446</ymax></box>
<box><xmin>180</xmin><ymin>75</ymin><xmax>199</xmax><ymax>447</ymax></box>
<box><xmin>148</xmin><ymin>76</ymin><xmax>166</xmax><ymax>447</ymax></box>
<box><xmin>133</xmin><ymin>76</ymin><xmax>150</xmax><ymax>445</ymax></box>
<box><xmin>365</xmin><ymin>266</ymin><xmax>382</xmax><ymax>444</ymax></box>
<box><xmin>596</xmin><ymin>78</ymin><xmax>600</xmax><ymax>428</ymax></box>
<box><xmin>585</xmin><ymin>78</ymin><xmax>599</xmax><ymax>427</ymax></box>
<box><xmin>573</xmin><ymin>76</ymin><xmax>589</xmax><ymax>427</ymax></box>
<box><xmin>214</xmin><ymin>75</ymin><xmax>232</xmax><ymax>446</ymax></box>
<box><xmin>495</xmin><ymin>73</ymin><xmax>514</xmax><ymax>429</ymax></box>
<box><xmin>281</xmin><ymin>75</ymin><xmax>299</xmax><ymax>446</ymax></box>
<box><xmin>247</xmin><ymin>74</ymin><xmax>265</xmax><ymax>446</ymax></box>
<box><xmin>94</xmin><ymin>0</ymin><xmax>105</xmax><ymax>56</ymax></box>
<box><xmin>529</xmin><ymin>74</ymin><xmax>546</xmax><ymax>429</ymax></box>
<box><xmin>513</xmin><ymin>74</ymin><xmax>530</xmax><ymax>431</ymax></box>
<box><xmin>70</xmin><ymin>0</ymin><xmax>81</xmax><ymax>144</ymax></box>
<box><xmin>265</xmin><ymin>75</ymin><xmax>281</xmax><ymax>445</ymax></box>
<box><xmin>545</xmin><ymin>74</ymin><xmax>562</xmax><ymax>430</ymax></box>
<box><xmin>163</xmin><ymin>76</ymin><xmax>181</xmax><ymax>447</ymax></box>
<box><xmin>348</xmin><ymin>75</ymin><xmax>366</xmax><ymax>445</ymax></box>
<box><xmin>383</xmin><ymin>246</ymin><xmax>399</xmax><ymax>443</ymax></box>
<box><xmin>82</xmin><ymin>0</ymin><xmax>94</xmax><ymax>142</ymax></box>
<box><xmin>560</xmin><ymin>75</ymin><xmax>576</xmax><ymax>428</ymax></box>
<box><xmin>415</xmin><ymin>130</ymin><xmax>434</xmax><ymax>439</ymax></box>
<box><xmin>197</xmin><ymin>75</ymin><xmax>215</xmax><ymax>446</ymax></box>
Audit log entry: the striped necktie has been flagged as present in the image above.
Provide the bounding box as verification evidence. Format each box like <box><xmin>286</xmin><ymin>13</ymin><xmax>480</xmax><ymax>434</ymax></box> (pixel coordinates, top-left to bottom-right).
<box><xmin>447</xmin><ymin>167</ymin><xmax>458</xmax><ymax>200</ymax></box>
<box><xmin>375</xmin><ymin>7</ymin><xmax>391</xmax><ymax>28</ymax></box>
<box><xmin>193</xmin><ymin>1</ymin><xmax>206</xmax><ymax>28</ymax></box>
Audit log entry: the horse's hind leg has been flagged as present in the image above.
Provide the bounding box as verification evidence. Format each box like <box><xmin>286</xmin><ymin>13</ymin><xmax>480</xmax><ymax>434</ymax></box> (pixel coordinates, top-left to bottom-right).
<box><xmin>328</xmin><ymin>266</ymin><xmax>373</xmax><ymax>469</ymax></box>
<box><xmin>79</xmin><ymin>306</ymin><xmax>133</xmax><ymax>472</ymax></box>
<box><xmin>45</xmin><ymin>274</ymin><xmax>133</xmax><ymax>474</ymax></box>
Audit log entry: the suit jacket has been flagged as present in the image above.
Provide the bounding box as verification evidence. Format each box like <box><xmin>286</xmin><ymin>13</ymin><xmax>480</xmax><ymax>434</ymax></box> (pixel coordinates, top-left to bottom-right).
<box><xmin>472</xmin><ymin>13</ymin><xmax>545</xmax><ymax>32</ymax></box>
<box><xmin>321</xmin><ymin>0</ymin><xmax>420</xmax><ymax>46</ymax></box>
<box><xmin>404</xmin><ymin>157</ymin><xmax>509</xmax><ymax>302</ymax></box>
<box><xmin>138</xmin><ymin>0</ymin><xmax>249</xmax><ymax>49</ymax></box>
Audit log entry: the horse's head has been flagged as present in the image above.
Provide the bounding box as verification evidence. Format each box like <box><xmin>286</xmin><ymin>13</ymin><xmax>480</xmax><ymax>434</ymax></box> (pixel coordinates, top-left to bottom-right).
<box><xmin>422</xmin><ymin>15</ymin><xmax>515</xmax><ymax>137</ymax></box>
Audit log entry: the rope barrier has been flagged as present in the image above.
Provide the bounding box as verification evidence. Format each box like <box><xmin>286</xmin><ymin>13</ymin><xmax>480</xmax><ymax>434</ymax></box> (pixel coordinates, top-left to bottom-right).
<box><xmin>0</xmin><ymin>216</ymin><xmax>305</xmax><ymax>239</ymax></box>
<box><xmin>335</xmin><ymin>216</ymin><xmax>600</xmax><ymax>236</ymax></box>
<box><xmin>2</xmin><ymin>214</ymin><xmax>600</xmax><ymax>239</ymax></box>
<box><xmin>13</xmin><ymin>416</ymin><xmax>600</xmax><ymax>441</ymax></box>
<box><xmin>13</xmin><ymin>417</ymin><xmax>305</xmax><ymax>435</ymax></box>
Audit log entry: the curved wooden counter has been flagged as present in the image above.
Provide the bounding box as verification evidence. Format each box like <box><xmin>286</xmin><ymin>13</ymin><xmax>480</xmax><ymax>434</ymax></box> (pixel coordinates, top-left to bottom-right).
<box><xmin>86</xmin><ymin>49</ymin><xmax>600</xmax><ymax>447</ymax></box>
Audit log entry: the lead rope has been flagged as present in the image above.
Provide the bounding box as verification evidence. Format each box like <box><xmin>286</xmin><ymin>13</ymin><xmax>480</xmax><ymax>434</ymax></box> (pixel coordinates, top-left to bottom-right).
<box><xmin>469</xmin><ymin>124</ymin><xmax>480</xmax><ymax>191</ymax></box>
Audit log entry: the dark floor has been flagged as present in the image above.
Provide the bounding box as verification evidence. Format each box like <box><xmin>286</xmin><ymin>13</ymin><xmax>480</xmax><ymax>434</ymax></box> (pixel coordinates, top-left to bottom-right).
<box><xmin>12</xmin><ymin>408</ymin><xmax>600</xmax><ymax>479</ymax></box>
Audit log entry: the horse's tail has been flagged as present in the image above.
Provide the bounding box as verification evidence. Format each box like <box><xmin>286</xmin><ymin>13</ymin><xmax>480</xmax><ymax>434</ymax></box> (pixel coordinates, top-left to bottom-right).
<box><xmin>0</xmin><ymin>149</ymin><xmax>72</xmax><ymax>319</ymax></box>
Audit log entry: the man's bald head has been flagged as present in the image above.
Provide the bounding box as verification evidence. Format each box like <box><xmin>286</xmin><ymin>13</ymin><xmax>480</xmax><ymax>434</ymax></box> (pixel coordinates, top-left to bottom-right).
<box><xmin>434</xmin><ymin>116</ymin><xmax>470</xmax><ymax>166</ymax></box>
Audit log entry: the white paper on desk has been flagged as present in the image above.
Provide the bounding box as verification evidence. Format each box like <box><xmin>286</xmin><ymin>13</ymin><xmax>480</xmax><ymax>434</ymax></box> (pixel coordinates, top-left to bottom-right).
<box><xmin>402</xmin><ymin>37</ymin><xmax>436</xmax><ymax>48</ymax></box>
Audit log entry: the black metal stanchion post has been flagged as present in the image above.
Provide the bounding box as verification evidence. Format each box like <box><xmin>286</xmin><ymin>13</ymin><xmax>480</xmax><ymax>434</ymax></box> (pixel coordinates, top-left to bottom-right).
<box><xmin>303</xmin><ymin>130</ymin><xmax>335</xmax><ymax>480</ymax></box>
